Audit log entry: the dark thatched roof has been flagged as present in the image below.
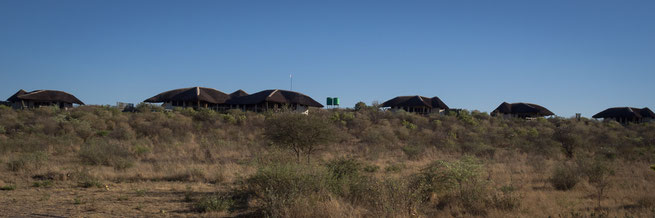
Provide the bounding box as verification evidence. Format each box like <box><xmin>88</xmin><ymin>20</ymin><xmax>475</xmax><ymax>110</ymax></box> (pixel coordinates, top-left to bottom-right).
<box><xmin>144</xmin><ymin>87</ymin><xmax>230</xmax><ymax>104</ymax></box>
<box><xmin>380</xmin><ymin>96</ymin><xmax>449</xmax><ymax>110</ymax></box>
<box><xmin>7</xmin><ymin>89</ymin><xmax>28</xmax><ymax>102</ymax></box>
<box><xmin>7</xmin><ymin>89</ymin><xmax>84</xmax><ymax>105</ymax></box>
<box><xmin>228</xmin><ymin>89</ymin><xmax>323</xmax><ymax>107</ymax></box>
<box><xmin>592</xmin><ymin>107</ymin><xmax>655</xmax><ymax>120</ymax></box>
<box><xmin>229</xmin><ymin>90</ymin><xmax>249</xmax><ymax>98</ymax></box>
<box><xmin>491</xmin><ymin>102</ymin><xmax>554</xmax><ymax>117</ymax></box>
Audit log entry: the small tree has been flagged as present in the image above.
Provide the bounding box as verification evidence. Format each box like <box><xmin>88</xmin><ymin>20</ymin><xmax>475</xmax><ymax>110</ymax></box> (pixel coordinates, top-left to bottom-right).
<box><xmin>412</xmin><ymin>156</ymin><xmax>488</xmax><ymax>214</ymax></box>
<box><xmin>264</xmin><ymin>113</ymin><xmax>335</xmax><ymax>163</ymax></box>
<box><xmin>354</xmin><ymin>102</ymin><xmax>367</xmax><ymax>111</ymax></box>
<box><xmin>550</xmin><ymin>162</ymin><xmax>579</xmax><ymax>191</ymax></box>
<box><xmin>553</xmin><ymin>124</ymin><xmax>581</xmax><ymax>159</ymax></box>
<box><xmin>584</xmin><ymin>158</ymin><xmax>614</xmax><ymax>209</ymax></box>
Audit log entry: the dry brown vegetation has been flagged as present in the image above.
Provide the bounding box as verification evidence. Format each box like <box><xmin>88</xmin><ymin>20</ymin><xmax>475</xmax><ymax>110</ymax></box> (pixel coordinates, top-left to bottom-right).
<box><xmin>1</xmin><ymin>104</ymin><xmax>655</xmax><ymax>217</ymax></box>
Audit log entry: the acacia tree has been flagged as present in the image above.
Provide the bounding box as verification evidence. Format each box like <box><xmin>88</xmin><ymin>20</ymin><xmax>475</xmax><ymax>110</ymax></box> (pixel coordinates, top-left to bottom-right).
<box><xmin>584</xmin><ymin>158</ymin><xmax>614</xmax><ymax>209</ymax></box>
<box><xmin>553</xmin><ymin>123</ymin><xmax>582</xmax><ymax>159</ymax></box>
<box><xmin>354</xmin><ymin>102</ymin><xmax>367</xmax><ymax>111</ymax></box>
<box><xmin>264</xmin><ymin>113</ymin><xmax>335</xmax><ymax>163</ymax></box>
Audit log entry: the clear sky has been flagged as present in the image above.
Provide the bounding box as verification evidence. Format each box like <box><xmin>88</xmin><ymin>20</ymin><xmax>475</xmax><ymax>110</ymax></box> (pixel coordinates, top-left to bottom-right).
<box><xmin>1</xmin><ymin>0</ymin><xmax>654</xmax><ymax>117</ymax></box>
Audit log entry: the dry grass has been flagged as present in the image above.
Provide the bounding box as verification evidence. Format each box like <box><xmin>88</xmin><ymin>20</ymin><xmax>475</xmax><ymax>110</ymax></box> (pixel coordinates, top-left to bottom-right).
<box><xmin>0</xmin><ymin>105</ymin><xmax>654</xmax><ymax>217</ymax></box>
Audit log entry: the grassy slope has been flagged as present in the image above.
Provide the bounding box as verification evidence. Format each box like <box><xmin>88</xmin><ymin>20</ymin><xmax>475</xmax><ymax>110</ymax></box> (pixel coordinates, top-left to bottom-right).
<box><xmin>0</xmin><ymin>105</ymin><xmax>654</xmax><ymax>217</ymax></box>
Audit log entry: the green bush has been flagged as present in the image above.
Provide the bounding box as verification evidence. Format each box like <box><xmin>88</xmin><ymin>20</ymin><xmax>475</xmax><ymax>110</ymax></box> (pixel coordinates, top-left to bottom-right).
<box><xmin>550</xmin><ymin>162</ymin><xmax>579</xmax><ymax>191</ymax></box>
<box><xmin>324</xmin><ymin>158</ymin><xmax>378</xmax><ymax>206</ymax></box>
<box><xmin>326</xmin><ymin>158</ymin><xmax>362</xmax><ymax>180</ymax></box>
<box><xmin>0</xmin><ymin>184</ymin><xmax>16</xmax><ymax>191</ymax></box>
<box><xmin>411</xmin><ymin>156</ymin><xmax>490</xmax><ymax>215</ymax></box>
<box><xmin>401</xmin><ymin>144</ymin><xmax>424</xmax><ymax>160</ymax></box>
<box><xmin>132</xmin><ymin>144</ymin><xmax>151</xmax><ymax>157</ymax></box>
<box><xmin>402</xmin><ymin>120</ymin><xmax>417</xmax><ymax>130</ymax></box>
<box><xmin>490</xmin><ymin>185</ymin><xmax>522</xmax><ymax>211</ymax></box>
<box><xmin>192</xmin><ymin>195</ymin><xmax>233</xmax><ymax>213</ymax></box>
<box><xmin>78</xmin><ymin>178</ymin><xmax>103</xmax><ymax>188</ymax></box>
<box><xmin>264</xmin><ymin>113</ymin><xmax>336</xmax><ymax>163</ymax></box>
<box><xmin>32</xmin><ymin>180</ymin><xmax>54</xmax><ymax>188</ymax></box>
<box><xmin>363</xmin><ymin>165</ymin><xmax>380</xmax><ymax>173</ymax></box>
<box><xmin>243</xmin><ymin>163</ymin><xmax>329</xmax><ymax>216</ymax></box>
<box><xmin>108</xmin><ymin>123</ymin><xmax>136</xmax><ymax>140</ymax></box>
<box><xmin>6</xmin><ymin>151</ymin><xmax>48</xmax><ymax>172</ymax></box>
<box><xmin>361</xmin><ymin>125</ymin><xmax>397</xmax><ymax>146</ymax></box>
<box><xmin>460</xmin><ymin>143</ymin><xmax>496</xmax><ymax>159</ymax></box>
<box><xmin>580</xmin><ymin>157</ymin><xmax>614</xmax><ymax>208</ymax></box>
<box><xmin>385</xmin><ymin>163</ymin><xmax>405</xmax><ymax>173</ymax></box>
<box><xmin>79</xmin><ymin>140</ymin><xmax>135</xmax><ymax>170</ymax></box>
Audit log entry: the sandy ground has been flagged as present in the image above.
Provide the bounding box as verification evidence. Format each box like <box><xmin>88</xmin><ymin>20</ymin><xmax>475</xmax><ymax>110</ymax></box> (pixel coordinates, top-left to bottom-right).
<box><xmin>0</xmin><ymin>181</ymin><xmax>227</xmax><ymax>218</ymax></box>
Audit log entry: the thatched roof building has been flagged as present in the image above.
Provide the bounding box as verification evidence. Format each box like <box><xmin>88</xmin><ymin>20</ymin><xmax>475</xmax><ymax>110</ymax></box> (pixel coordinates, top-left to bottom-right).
<box><xmin>227</xmin><ymin>89</ymin><xmax>323</xmax><ymax>113</ymax></box>
<box><xmin>592</xmin><ymin>107</ymin><xmax>655</xmax><ymax>123</ymax></box>
<box><xmin>229</xmin><ymin>89</ymin><xmax>249</xmax><ymax>98</ymax></box>
<box><xmin>144</xmin><ymin>87</ymin><xmax>230</xmax><ymax>109</ymax></box>
<box><xmin>6</xmin><ymin>89</ymin><xmax>84</xmax><ymax>109</ymax></box>
<box><xmin>380</xmin><ymin>95</ymin><xmax>449</xmax><ymax>114</ymax></box>
<box><xmin>491</xmin><ymin>102</ymin><xmax>554</xmax><ymax>118</ymax></box>
<box><xmin>492</xmin><ymin>102</ymin><xmax>555</xmax><ymax>118</ymax></box>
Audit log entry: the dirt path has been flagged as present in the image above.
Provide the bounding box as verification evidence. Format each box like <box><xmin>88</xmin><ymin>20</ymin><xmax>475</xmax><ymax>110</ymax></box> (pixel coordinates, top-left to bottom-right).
<box><xmin>0</xmin><ymin>181</ymin><xmax>226</xmax><ymax>217</ymax></box>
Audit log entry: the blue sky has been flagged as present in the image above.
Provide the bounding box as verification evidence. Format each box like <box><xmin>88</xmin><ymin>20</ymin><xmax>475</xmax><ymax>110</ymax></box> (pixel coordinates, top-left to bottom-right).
<box><xmin>1</xmin><ymin>0</ymin><xmax>654</xmax><ymax>117</ymax></box>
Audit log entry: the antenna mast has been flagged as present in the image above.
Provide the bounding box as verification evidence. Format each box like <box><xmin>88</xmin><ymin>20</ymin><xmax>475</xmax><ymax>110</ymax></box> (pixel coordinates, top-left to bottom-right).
<box><xmin>290</xmin><ymin>73</ymin><xmax>293</xmax><ymax>90</ymax></box>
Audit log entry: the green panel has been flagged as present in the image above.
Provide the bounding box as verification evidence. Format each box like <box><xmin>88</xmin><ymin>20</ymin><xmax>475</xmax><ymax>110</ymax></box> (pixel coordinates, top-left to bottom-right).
<box><xmin>333</xmin><ymin>97</ymin><xmax>340</xmax><ymax>105</ymax></box>
<box><xmin>326</xmin><ymin>97</ymin><xmax>333</xmax><ymax>106</ymax></box>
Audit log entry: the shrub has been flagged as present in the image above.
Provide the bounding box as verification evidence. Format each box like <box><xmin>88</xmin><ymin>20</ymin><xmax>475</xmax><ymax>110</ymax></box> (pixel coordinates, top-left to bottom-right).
<box><xmin>580</xmin><ymin>158</ymin><xmax>614</xmax><ymax>208</ymax></box>
<box><xmin>0</xmin><ymin>184</ymin><xmax>16</xmax><ymax>190</ymax></box>
<box><xmin>553</xmin><ymin>123</ymin><xmax>583</xmax><ymax>159</ymax></box>
<box><xmin>135</xmin><ymin>103</ymin><xmax>163</xmax><ymax>112</ymax></box>
<box><xmin>326</xmin><ymin>158</ymin><xmax>362</xmax><ymax>180</ymax></box>
<box><xmin>79</xmin><ymin>140</ymin><xmax>135</xmax><ymax>170</ymax></box>
<box><xmin>361</xmin><ymin>125</ymin><xmax>397</xmax><ymax>146</ymax></box>
<box><xmin>385</xmin><ymin>163</ymin><xmax>405</xmax><ymax>173</ymax></box>
<box><xmin>193</xmin><ymin>108</ymin><xmax>217</xmax><ymax>122</ymax></box>
<box><xmin>32</xmin><ymin>180</ymin><xmax>54</xmax><ymax>188</ymax></box>
<box><xmin>264</xmin><ymin>113</ymin><xmax>336</xmax><ymax>163</ymax></box>
<box><xmin>490</xmin><ymin>185</ymin><xmax>522</xmax><ymax>211</ymax></box>
<box><xmin>460</xmin><ymin>143</ymin><xmax>496</xmax><ymax>159</ymax></box>
<box><xmin>324</xmin><ymin>158</ymin><xmax>378</xmax><ymax>206</ymax></box>
<box><xmin>354</xmin><ymin>102</ymin><xmax>367</xmax><ymax>111</ymax></box>
<box><xmin>221</xmin><ymin>114</ymin><xmax>237</xmax><ymax>125</ymax></box>
<box><xmin>192</xmin><ymin>195</ymin><xmax>233</xmax><ymax>213</ymax></box>
<box><xmin>373</xmin><ymin>178</ymin><xmax>421</xmax><ymax>216</ymax></box>
<box><xmin>550</xmin><ymin>162</ymin><xmax>579</xmax><ymax>191</ymax></box>
<box><xmin>108</xmin><ymin>123</ymin><xmax>136</xmax><ymax>140</ymax></box>
<box><xmin>6</xmin><ymin>151</ymin><xmax>48</xmax><ymax>172</ymax></box>
<box><xmin>457</xmin><ymin>110</ymin><xmax>478</xmax><ymax>126</ymax></box>
<box><xmin>132</xmin><ymin>144</ymin><xmax>151</xmax><ymax>158</ymax></box>
<box><xmin>402</xmin><ymin>120</ymin><xmax>417</xmax><ymax>130</ymax></box>
<box><xmin>243</xmin><ymin>163</ymin><xmax>330</xmax><ymax>216</ymax></box>
<box><xmin>401</xmin><ymin>144</ymin><xmax>423</xmax><ymax>160</ymax></box>
<box><xmin>411</xmin><ymin>156</ymin><xmax>489</xmax><ymax>215</ymax></box>
<box><xmin>74</xmin><ymin>120</ymin><xmax>95</xmax><ymax>142</ymax></box>
<box><xmin>363</xmin><ymin>165</ymin><xmax>380</xmax><ymax>173</ymax></box>
<box><xmin>96</xmin><ymin>130</ymin><xmax>109</xmax><ymax>137</ymax></box>
<box><xmin>70</xmin><ymin>168</ymin><xmax>103</xmax><ymax>188</ymax></box>
<box><xmin>637</xmin><ymin>196</ymin><xmax>655</xmax><ymax>209</ymax></box>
